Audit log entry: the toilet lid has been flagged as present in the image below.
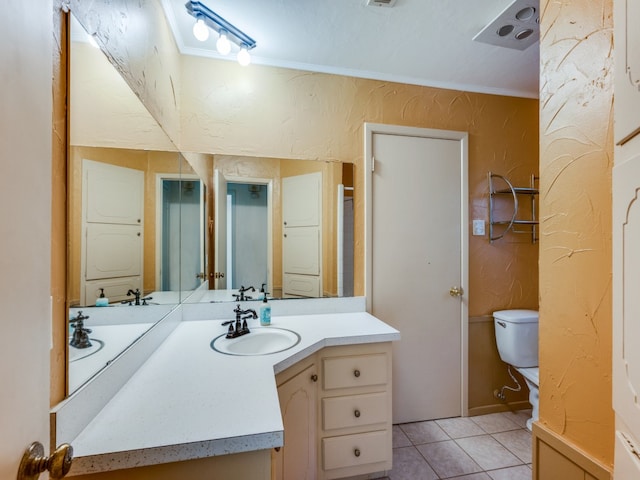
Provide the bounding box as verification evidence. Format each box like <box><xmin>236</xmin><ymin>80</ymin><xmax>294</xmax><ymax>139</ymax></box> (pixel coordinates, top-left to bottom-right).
<box><xmin>493</xmin><ymin>309</ymin><xmax>539</xmax><ymax>323</ymax></box>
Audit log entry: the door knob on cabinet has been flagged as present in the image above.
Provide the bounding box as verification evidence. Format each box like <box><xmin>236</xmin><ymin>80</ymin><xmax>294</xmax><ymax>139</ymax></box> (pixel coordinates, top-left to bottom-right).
<box><xmin>353</xmin><ymin>369</ymin><xmax>361</xmax><ymax>378</ymax></box>
<box><xmin>354</xmin><ymin>409</ymin><xmax>361</xmax><ymax>418</ymax></box>
<box><xmin>18</xmin><ymin>442</ymin><xmax>73</xmax><ymax>480</ymax></box>
<box><xmin>354</xmin><ymin>448</ymin><xmax>361</xmax><ymax>457</ymax></box>
<box><xmin>310</xmin><ymin>374</ymin><xmax>318</xmax><ymax>382</ymax></box>
<box><xmin>449</xmin><ymin>286</ymin><xmax>463</xmax><ymax>297</ymax></box>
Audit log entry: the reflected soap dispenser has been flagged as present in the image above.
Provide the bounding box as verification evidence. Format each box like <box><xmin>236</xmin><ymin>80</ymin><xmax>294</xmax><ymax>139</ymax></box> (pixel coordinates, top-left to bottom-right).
<box><xmin>96</xmin><ymin>288</ymin><xmax>109</xmax><ymax>307</ymax></box>
<box><xmin>260</xmin><ymin>291</ymin><xmax>271</xmax><ymax>326</ymax></box>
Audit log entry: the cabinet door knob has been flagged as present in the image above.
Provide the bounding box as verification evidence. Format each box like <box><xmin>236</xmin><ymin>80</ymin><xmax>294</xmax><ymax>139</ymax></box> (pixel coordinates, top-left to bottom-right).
<box><xmin>274</xmin><ymin>447</ymin><xmax>281</xmax><ymax>452</ymax></box>
<box><xmin>310</xmin><ymin>374</ymin><xmax>318</xmax><ymax>382</ymax></box>
<box><xmin>353</xmin><ymin>369</ymin><xmax>361</xmax><ymax>378</ymax></box>
<box><xmin>354</xmin><ymin>448</ymin><xmax>361</xmax><ymax>457</ymax></box>
<box><xmin>354</xmin><ymin>409</ymin><xmax>361</xmax><ymax>418</ymax></box>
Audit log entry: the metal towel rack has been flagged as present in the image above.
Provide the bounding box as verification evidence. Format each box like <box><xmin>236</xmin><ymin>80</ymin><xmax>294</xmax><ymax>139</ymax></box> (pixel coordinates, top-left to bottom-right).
<box><xmin>488</xmin><ymin>172</ymin><xmax>539</xmax><ymax>243</ymax></box>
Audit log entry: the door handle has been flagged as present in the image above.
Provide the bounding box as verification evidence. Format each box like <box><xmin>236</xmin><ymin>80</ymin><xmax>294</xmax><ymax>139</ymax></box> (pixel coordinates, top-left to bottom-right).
<box><xmin>18</xmin><ymin>442</ymin><xmax>73</xmax><ymax>480</ymax></box>
<box><xmin>449</xmin><ymin>286</ymin><xmax>463</xmax><ymax>297</ymax></box>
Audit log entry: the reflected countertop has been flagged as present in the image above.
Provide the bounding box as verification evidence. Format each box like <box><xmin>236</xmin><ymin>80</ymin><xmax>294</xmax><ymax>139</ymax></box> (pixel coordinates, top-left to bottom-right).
<box><xmin>67</xmin><ymin>309</ymin><xmax>399</xmax><ymax>475</ymax></box>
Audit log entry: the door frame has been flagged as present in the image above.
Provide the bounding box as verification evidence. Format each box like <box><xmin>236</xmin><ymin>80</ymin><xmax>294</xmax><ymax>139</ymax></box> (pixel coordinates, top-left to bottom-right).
<box><xmin>364</xmin><ymin>122</ymin><xmax>469</xmax><ymax>416</ymax></box>
<box><xmin>155</xmin><ymin>173</ymin><xmax>202</xmax><ymax>290</ymax></box>
<box><xmin>223</xmin><ymin>175</ymin><xmax>274</xmax><ymax>295</ymax></box>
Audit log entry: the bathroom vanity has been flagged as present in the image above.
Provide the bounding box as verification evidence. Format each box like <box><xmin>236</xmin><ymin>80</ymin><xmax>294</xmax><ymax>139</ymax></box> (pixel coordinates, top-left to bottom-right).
<box><xmin>53</xmin><ymin>298</ymin><xmax>399</xmax><ymax>479</ymax></box>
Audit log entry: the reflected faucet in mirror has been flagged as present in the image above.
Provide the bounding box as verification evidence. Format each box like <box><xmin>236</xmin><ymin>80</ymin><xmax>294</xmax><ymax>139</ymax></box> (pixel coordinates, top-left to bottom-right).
<box><xmin>233</xmin><ymin>285</ymin><xmax>256</xmax><ymax>301</ymax></box>
<box><xmin>121</xmin><ymin>288</ymin><xmax>153</xmax><ymax>306</ymax></box>
<box><xmin>69</xmin><ymin>311</ymin><xmax>92</xmax><ymax>349</ymax></box>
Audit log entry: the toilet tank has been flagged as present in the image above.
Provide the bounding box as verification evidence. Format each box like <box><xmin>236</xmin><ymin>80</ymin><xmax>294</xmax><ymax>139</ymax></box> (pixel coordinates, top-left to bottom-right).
<box><xmin>494</xmin><ymin>309</ymin><xmax>539</xmax><ymax>368</ymax></box>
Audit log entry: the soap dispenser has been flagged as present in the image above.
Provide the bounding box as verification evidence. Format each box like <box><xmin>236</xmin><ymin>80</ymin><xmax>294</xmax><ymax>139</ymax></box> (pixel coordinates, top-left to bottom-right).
<box><xmin>96</xmin><ymin>288</ymin><xmax>109</xmax><ymax>307</ymax></box>
<box><xmin>260</xmin><ymin>291</ymin><xmax>271</xmax><ymax>326</ymax></box>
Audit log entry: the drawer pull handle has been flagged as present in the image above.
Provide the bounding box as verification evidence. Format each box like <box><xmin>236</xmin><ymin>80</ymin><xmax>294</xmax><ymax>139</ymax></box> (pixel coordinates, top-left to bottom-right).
<box><xmin>354</xmin><ymin>409</ymin><xmax>361</xmax><ymax>418</ymax></box>
<box><xmin>310</xmin><ymin>374</ymin><xmax>318</xmax><ymax>382</ymax></box>
<box><xmin>354</xmin><ymin>369</ymin><xmax>361</xmax><ymax>378</ymax></box>
<box><xmin>274</xmin><ymin>447</ymin><xmax>281</xmax><ymax>452</ymax></box>
<box><xmin>354</xmin><ymin>448</ymin><xmax>361</xmax><ymax>457</ymax></box>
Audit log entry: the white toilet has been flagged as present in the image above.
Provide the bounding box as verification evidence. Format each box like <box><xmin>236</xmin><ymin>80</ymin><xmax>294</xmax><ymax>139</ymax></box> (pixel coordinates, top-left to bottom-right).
<box><xmin>493</xmin><ymin>309</ymin><xmax>539</xmax><ymax>430</ymax></box>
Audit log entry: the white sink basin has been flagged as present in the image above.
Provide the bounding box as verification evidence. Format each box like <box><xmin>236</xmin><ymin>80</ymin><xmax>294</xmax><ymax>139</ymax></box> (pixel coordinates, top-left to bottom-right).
<box><xmin>69</xmin><ymin>338</ymin><xmax>105</xmax><ymax>362</ymax></box>
<box><xmin>211</xmin><ymin>327</ymin><xmax>301</xmax><ymax>356</ymax></box>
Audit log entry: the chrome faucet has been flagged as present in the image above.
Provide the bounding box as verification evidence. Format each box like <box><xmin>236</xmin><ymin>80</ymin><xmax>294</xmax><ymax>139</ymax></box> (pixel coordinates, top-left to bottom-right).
<box><xmin>69</xmin><ymin>311</ymin><xmax>92</xmax><ymax>349</ymax></box>
<box><xmin>222</xmin><ymin>304</ymin><xmax>258</xmax><ymax>338</ymax></box>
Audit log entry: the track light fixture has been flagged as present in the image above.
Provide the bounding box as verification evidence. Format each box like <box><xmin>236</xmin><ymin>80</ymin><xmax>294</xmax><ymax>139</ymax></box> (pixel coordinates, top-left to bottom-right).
<box><xmin>185</xmin><ymin>1</ymin><xmax>256</xmax><ymax>66</ymax></box>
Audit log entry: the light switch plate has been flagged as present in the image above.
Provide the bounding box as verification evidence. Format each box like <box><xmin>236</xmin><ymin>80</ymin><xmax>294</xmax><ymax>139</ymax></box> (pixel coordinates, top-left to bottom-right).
<box><xmin>473</xmin><ymin>219</ymin><xmax>485</xmax><ymax>236</ymax></box>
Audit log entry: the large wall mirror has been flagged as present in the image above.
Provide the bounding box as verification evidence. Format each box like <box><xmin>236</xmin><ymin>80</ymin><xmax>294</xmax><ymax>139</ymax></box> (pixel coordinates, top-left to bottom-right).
<box><xmin>67</xmin><ymin>14</ymin><xmax>206</xmax><ymax>394</ymax></box>
<box><xmin>66</xmin><ymin>4</ymin><xmax>355</xmax><ymax>396</ymax></box>
<box><xmin>190</xmin><ymin>155</ymin><xmax>354</xmax><ymax>302</ymax></box>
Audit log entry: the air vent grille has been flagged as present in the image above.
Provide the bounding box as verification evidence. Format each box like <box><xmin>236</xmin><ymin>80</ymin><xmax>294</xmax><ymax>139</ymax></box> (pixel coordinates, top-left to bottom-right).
<box><xmin>473</xmin><ymin>0</ymin><xmax>539</xmax><ymax>51</ymax></box>
<box><xmin>367</xmin><ymin>0</ymin><xmax>397</xmax><ymax>8</ymax></box>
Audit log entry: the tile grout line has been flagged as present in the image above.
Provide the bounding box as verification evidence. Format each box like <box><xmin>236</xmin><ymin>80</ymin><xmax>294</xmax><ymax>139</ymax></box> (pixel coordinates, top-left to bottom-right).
<box><xmin>392</xmin><ymin>412</ymin><xmax>533</xmax><ymax>479</ymax></box>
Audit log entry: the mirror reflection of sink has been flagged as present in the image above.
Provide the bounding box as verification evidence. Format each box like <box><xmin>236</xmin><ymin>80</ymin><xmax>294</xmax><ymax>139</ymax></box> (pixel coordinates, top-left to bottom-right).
<box><xmin>69</xmin><ymin>338</ymin><xmax>105</xmax><ymax>362</ymax></box>
<box><xmin>211</xmin><ymin>327</ymin><xmax>301</xmax><ymax>356</ymax></box>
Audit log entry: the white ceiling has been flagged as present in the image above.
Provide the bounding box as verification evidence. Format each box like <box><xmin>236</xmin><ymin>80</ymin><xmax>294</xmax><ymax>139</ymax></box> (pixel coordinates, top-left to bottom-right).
<box><xmin>162</xmin><ymin>0</ymin><xmax>540</xmax><ymax>99</ymax></box>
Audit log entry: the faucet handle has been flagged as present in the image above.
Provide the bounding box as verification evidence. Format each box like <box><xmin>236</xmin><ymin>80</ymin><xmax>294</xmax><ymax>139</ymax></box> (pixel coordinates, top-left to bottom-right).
<box><xmin>70</xmin><ymin>311</ymin><xmax>89</xmax><ymax>323</ymax></box>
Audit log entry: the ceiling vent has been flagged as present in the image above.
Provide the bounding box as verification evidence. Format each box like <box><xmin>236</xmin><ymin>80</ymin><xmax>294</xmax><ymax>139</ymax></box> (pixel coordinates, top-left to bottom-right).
<box><xmin>367</xmin><ymin>0</ymin><xmax>397</xmax><ymax>8</ymax></box>
<box><xmin>473</xmin><ymin>0</ymin><xmax>539</xmax><ymax>50</ymax></box>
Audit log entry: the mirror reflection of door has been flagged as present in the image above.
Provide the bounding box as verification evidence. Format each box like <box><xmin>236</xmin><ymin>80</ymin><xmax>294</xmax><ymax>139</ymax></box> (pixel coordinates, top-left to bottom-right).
<box><xmin>214</xmin><ymin>169</ymin><xmax>273</xmax><ymax>294</ymax></box>
<box><xmin>81</xmin><ymin>159</ymin><xmax>144</xmax><ymax>305</ymax></box>
<box><xmin>227</xmin><ymin>182</ymin><xmax>269</xmax><ymax>291</ymax></box>
<box><xmin>180</xmin><ymin>179</ymin><xmax>204</xmax><ymax>291</ymax></box>
<box><xmin>157</xmin><ymin>175</ymin><xmax>203</xmax><ymax>292</ymax></box>
<box><xmin>282</xmin><ymin>172</ymin><xmax>322</xmax><ymax>298</ymax></box>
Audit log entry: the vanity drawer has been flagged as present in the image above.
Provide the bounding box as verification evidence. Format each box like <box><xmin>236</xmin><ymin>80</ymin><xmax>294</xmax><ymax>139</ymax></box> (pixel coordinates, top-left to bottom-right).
<box><xmin>322</xmin><ymin>392</ymin><xmax>388</xmax><ymax>430</ymax></box>
<box><xmin>322</xmin><ymin>430</ymin><xmax>389</xmax><ymax>471</ymax></box>
<box><xmin>322</xmin><ymin>353</ymin><xmax>388</xmax><ymax>390</ymax></box>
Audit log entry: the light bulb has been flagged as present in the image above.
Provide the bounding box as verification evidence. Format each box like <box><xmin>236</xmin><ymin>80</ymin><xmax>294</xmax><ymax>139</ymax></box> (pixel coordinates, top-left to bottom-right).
<box><xmin>192</xmin><ymin>18</ymin><xmax>209</xmax><ymax>42</ymax></box>
<box><xmin>216</xmin><ymin>31</ymin><xmax>231</xmax><ymax>55</ymax></box>
<box><xmin>237</xmin><ymin>46</ymin><xmax>251</xmax><ymax>66</ymax></box>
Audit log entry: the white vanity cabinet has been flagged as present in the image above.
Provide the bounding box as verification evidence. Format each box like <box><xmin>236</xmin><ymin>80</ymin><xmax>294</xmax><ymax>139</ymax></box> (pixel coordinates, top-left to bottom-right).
<box><xmin>273</xmin><ymin>358</ymin><xmax>318</xmax><ymax>480</ymax></box>
<box><xmin>273</xmin><ymin>342</ymin><xmax>393</xmax><ymax>480</ymax></box>
<box><xmin>318</xmin><ymin>343</ymin><xmax>393</xmax><ymax>480</ymax></box>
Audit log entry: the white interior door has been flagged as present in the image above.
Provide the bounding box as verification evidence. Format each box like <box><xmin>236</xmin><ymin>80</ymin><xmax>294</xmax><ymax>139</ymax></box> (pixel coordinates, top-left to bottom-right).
<box><xmin>82</xmin><ymin>160</ymin><xmax>143</xmax><ymax>304</ymax></box>
<box><xmin>283</xmin><ymin>226</ymin><xmax>320</xmax><ymax>275</ymax></box>
<box><xmin>214</xmin><ymin>169</ymin><xmax>228</xmax><ymax>289</ymax></box>
<box><xmin>366</xmin><ymin>124</ymin><xmax>468</xmax><ymax>424</ymax></box>
<box><xmin>0</xmin><ymin>2</ymin><xmax>52</xmax><ymax>476</ymax></box>
<box><xmin>84</xmin><ymin>159</ymin><xmax>143</xmax><ymax>225</ymax></box>
<box><xmin>282</xmin><ymin>173</ymin><xmax>322</xmax><ymax>297</ymax></box>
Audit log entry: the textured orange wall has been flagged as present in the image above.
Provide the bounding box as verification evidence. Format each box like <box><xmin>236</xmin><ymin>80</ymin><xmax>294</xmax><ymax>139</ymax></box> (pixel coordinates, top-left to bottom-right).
<box><xmin>538</xmin><ymin>0</ymin><xmax>614</xmax><ymax>467</ymax></box>
<box><xmin>181</xmin><ymin>57</ymin><xmax>539</xmax><ymax>316</ymax></box>
<box><xmin>51</xmin><ymin>2</ymin><xmax>67</xmax><ymax>405</ymax></box>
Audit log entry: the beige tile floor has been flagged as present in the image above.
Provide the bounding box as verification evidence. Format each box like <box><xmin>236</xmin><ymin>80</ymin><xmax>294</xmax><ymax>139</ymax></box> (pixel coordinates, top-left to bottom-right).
<box><xmin>381</xmin><ymin>410</ymin><xmax>533</xmax><ymax>480</ymax></box>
